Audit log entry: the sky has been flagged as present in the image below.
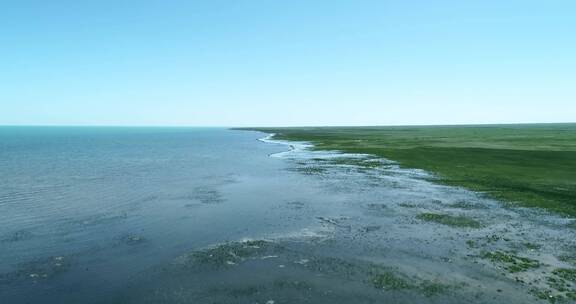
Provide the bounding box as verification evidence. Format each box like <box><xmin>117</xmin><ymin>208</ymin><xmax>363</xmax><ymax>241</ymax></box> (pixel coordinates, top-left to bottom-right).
<box><xmin>0</xmin><ymin>0</ymin><xmax>574</xmax><ymax>127</ymax></box>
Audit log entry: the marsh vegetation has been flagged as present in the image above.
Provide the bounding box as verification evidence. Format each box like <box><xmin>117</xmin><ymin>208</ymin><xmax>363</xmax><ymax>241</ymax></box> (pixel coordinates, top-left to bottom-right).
<box><xmin>248</xmin><ymin>124</ymin><xmax>576</xmax><ymax>216</ymax></box>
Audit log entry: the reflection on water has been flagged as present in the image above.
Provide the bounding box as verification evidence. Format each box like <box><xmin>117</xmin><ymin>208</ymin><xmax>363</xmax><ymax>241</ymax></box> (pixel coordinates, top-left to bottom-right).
<box><xmin>1</xmin><ymin>127</ymin><xmax>575</xmax><ymax>303</ymax></box>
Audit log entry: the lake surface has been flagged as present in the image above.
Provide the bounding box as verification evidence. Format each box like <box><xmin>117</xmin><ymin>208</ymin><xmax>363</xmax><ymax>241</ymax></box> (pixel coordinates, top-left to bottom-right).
<box><xmin>1</xmin><ymin>127</ymin><xmax>574</xmax><ymax>303</ymax></box>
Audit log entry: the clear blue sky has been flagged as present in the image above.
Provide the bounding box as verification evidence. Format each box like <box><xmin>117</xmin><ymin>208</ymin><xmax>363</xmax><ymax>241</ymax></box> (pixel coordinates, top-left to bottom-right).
<box><xmin>1</xmin><ymin>0</ymin><xmax>574</xmax><ymax>126</ymax></box>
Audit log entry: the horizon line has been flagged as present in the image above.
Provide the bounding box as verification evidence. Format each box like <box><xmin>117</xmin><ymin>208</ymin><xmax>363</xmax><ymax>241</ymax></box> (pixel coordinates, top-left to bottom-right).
<box><xmin>0</xmin><ymin>122</ymin><xmax>575</xmax><ymax>128</ymax></box>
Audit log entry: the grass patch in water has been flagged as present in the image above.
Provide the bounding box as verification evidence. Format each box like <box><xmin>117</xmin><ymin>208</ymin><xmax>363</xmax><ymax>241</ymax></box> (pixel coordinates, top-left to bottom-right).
<box><xmin>552</xmin><ymin>268</ymin><xmax>576</xmax><ymax>282</ymax></box>
<box><xmin>189</xmin><ymin>240</ymin><xmax>276</xmax><ymax>268</ymax></box>
<box><xmin>419</xmin><ymin>280</ymin><xmax>451</xmax><ymax>297</ymax></box>
<box><xmin>416</xmin><ymin>213</ymin><xmax>482</xmax><ymax>228</ymax></box>
<box><xmin>371</xmin><ymin>271</ymin><xmax>452</xmax><ymax>297</ymax></box>
<box><xmin>481</xmin><ymin>250</ymin><xmax>540</xmax><ymax>273</ymax></box>
<box><xmin>547</xmin><ymin>276</ymin><xmax>570</xmax><ymax>292</ymax></box>
<box><xmin>371</xmin><ymin>271</ymin><xmax>412</xmax><ymax>290</ymax></box>
<box><xmin>530</xmin><ymin>288</ymin><xmax>564</xmax><ymax>303</ymax></box>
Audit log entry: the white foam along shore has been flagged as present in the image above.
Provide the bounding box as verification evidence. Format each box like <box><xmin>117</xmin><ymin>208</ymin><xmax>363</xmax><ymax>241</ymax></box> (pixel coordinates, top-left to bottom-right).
<box><xmin>258</xmin><ymin>132</ymin><xmax>374</xmax><ymax>160</ymax></box>
<box><xmin>257</xmin><ymin>133</ymin><xmax>313</xmax><ymax>158</ymax></box>
<box><xmin>256</xmin><ymin>131</ymin><xmax>445</xmax><ymax>182</ymax></box>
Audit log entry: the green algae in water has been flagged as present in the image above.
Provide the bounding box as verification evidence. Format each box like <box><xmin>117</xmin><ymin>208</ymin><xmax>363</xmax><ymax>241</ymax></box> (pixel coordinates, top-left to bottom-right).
<box><xmin>546</xmin><ymin>276</ymin><xmax>570</xmax><ymax>292</ymax></box>
<box><xmin>552</xmin><ymin>268</ymin><xmax>576</xmax><ymax>282</ymax></box>
<box><xmin>371</xmin><ymin>271</ymin><xmax>452</xmax><ymax>297</ymax></box>
<box><xmin>416</xmin><ymin>213</ymin><xmax>482</xmax><ymax>228</ymax></box>
<box><xmin>481</xmin><ymin>251</ymin><xmax>540</xmax><ymax>273</ymax></box>
<box><xmin>419</xmin><ymin>280</ymin><xmax>452</xmax><ymax>297</ymax></box>
<box><xmin>188</xmin><ymin>240</ymin><xmax>277</xmax><ymax>267</ymax></box>
<box><xmin>371</xmin><ymin>271</ymin><xmax>412</xmax><ymax>290</ymax></box>
<box><xmin>398</xmin><ymin>202</ymin><xmax>418</xmax><ymax>208</ymax></box>
<box><xmin>466</xmin><ymin>240</ymin><xmax>478</xmax><ymax>248</ymax></box>
<box><xmin>530</xmin><ymin>288</ymin><xmax>563</xmax><ymax>303</ymax></box>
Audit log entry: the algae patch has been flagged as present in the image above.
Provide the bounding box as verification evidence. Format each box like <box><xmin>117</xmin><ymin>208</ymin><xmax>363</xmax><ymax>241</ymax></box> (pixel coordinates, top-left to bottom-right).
<box><xmin>370</xmin><ymin>270</ymin><xmax>453</xmax><ymax>297</ymax></box>
<box><xmin>416</xmin><ymin>212</ymin><xmax>482</xmax><ymax>228</ymax></box>
<box><xmin>552</xmin><ymin>268</ymin><xmax>576</xmax><ymax>282</ymax></box>
<box><xmin>181</xmin><ymin>240</ymin><xmax>280</xmax><ymax>268</ymax></box>
<box><xmin>481</xmin><ymin>251</ymin><xmax>540</xmax><ymax>273</ymax></box>
<box><xmin>371</xmin><ymin>271</ymin><xmax>412</xmax><ymax>290</ymax></box>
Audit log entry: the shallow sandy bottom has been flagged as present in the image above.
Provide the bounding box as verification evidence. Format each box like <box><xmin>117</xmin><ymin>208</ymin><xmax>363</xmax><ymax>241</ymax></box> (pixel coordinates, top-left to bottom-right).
<box><xmin>115</xmin><ymin>136</ymin><xmax>576</xmax><ymax>304</ymax></box>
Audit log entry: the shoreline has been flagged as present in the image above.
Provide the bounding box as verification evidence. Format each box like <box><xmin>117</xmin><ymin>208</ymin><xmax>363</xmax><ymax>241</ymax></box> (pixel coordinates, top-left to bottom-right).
<box><xmin>242</xmin><ymin>129</ymin><xmax>576</xmax><ymax>303</ymax></box>
<box><xmin>244</xmin><ymin>125</ymin><xmax>576</xmax><ymax>217</ymax></box>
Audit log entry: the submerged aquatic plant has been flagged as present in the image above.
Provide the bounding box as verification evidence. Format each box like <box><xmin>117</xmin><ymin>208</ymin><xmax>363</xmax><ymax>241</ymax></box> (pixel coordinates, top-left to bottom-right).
<box><xmin>481</xmin><ymin>250</ymin><xmax>540</xmax><ymax>273</ymax></box>
<box><xmin>552</xmin><ymin>268</ymin><xmax>576</xmax><ymax>282</ymax></box>
<box><xmin>188</xmin><ymin>240</ymin><xmax>277</xmax><ymax>267</ymax></box>
<box><xmin>416</xmin><ymin>213</ymin><xmax>482</xmax><ymax>228</ymax></box>
<box><xmin>371</xmin><ymin>271</ymin><xmax>412</xmax><ymax>291</ymax></box>
<box><xmin>370</xmin><ymin>270</ymin><xmax>452</xmax><ymax>297</ymax></box>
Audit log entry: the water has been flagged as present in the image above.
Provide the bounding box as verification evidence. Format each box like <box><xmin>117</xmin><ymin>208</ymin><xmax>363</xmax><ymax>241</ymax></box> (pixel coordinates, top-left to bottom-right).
<box><xmin>1</xmin><ymin>127</ymin><xmax>575</xmax><ymax>303</ymax></box>
<box><xmin>0</xmin><ymin>127</ymin><xmax>316</xmax><ymax>303</ymax></box>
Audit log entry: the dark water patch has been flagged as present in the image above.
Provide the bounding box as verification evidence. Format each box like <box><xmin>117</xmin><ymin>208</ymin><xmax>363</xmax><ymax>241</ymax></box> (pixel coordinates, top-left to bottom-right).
<box><xmin>398</xmin><ymin>202</ymin><xmax>419</xmax><ymax>208</ymax></box>
<box><xmin>0</xmin><ymin>255</ymin><xmax>72</xmax><ymax>285</ymax></box>
<box><xmin>363</xmin><ymin>203</ymin><xmax>389</xmax><ymax>217</ymax></box>
<box><xmin>68</xmin><ymin>212</ymin><xmax>129</xmax><ymax>228</ymax></box>
<box><xmin>360</xmin><ymin>225</ymin><xmax>382</xmax><ymax>234</ymax></box>
<box><xmin>445</xmin><ymin>201</ymin><xmax>489</xmax><ymax>210</ymax></box>
<box><xmin>190</xmin><ymin>187</ymin><xmax>225</xmax><ymax>204</ymax></box>
<box><xmin>316</xmin><ymin>216</ymin><xmax>350</xmax><ymax>229</ymax></box>
<box><xmin>117</xmin><ymin>234</ymin><xmax>146</xmax><ymax>246</ymax></box>
<box><xmin>1</xmin><ymin>230</ymin><xmax>34</xmax><ymax>243</ymax></box>
<box><xmin>285</xmin><ymin>201</ymin><xmax>305</xmax><ymax>210</ymax></box>
<box><xmin>289</xmin><ymin>166</ymin><xmax>328</xmax><ymax>175</ymax></box>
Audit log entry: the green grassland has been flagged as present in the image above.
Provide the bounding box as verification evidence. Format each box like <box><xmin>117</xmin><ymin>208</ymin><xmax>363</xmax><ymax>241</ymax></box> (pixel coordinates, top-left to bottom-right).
<box><xmin>243</xmin><ymin>124</ymin><xmax>576</xmax><ymax>216</ymax></box>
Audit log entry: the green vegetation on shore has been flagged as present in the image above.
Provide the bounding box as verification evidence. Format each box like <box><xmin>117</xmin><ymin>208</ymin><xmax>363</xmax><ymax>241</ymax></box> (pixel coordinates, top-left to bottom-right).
<box><xmin>240</xmin><ymin>124</ymin><xmax>576</xmax><ymax>216</ymax></box>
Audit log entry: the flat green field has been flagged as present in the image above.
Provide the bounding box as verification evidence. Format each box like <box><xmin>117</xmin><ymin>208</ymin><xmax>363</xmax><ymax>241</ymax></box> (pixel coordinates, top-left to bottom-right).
<box><xmin>246</xmin><ymin>124</ymin><xmax>576</xmax><ymax>217</ymax></box>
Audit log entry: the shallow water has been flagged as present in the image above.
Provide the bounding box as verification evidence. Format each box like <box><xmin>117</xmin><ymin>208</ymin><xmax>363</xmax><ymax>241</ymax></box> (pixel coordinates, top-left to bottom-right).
<box><xmin>1</xmin><ymin>127</ymin><xmax>575</xmax><ymax>303</ymax></box>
